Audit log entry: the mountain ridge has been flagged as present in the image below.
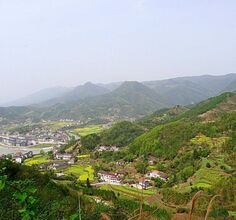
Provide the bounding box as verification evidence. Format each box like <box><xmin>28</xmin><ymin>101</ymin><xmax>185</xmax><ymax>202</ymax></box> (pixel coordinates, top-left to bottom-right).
<box><xmin>3</xmin><ymin>73</ymin><xmax>236</xmax><ymax>107</ymax></box>
<box><xmin>1</xmin><ymin>74</ymin><xmax>236</xmax><ymax>122</ymax></box>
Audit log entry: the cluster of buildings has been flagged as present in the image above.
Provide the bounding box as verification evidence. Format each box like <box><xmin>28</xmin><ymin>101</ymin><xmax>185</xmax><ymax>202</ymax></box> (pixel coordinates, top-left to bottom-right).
<box><xmin>0</xmin><ymin>130</ymin><xmax>69</xmax><ymax>147</ymax></box>
<box><xmin>97</xmin><ymin>169</ymin><xmax>168</xmax><ymax>189</ymax></box>
<box><xmin>7</xmin><ymin>150</ymin><xmax>76</xmax><ymax>172</ymax></box>
<box><xmin>35</xmin><ymin>150</ymin><xmax>76</xmax><ymax>171</ymax></box>
<box><xmin>37</xmin><ymin>161</ymin><xmax>69</xmax><ymax>171</ymax></box>
<box><xmin>0</xmin><ymin>136</ymin><xmax>37</xmax><ymax>147</ymax></box>
<box><xmin>12</xmin><ymin>151</ymin><xmax>34</xmax><ymax>163</ymax></box>
<box><xmin>54</xmin><ymin>152</ymin><xmax>75</xmax><ymax>165</ymax></box>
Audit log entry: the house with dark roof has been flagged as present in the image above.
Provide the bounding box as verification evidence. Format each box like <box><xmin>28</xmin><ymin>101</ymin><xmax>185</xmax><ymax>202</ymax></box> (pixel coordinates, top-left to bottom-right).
<box><xmin>51</xmin><ymin>161</ymin><xmax>69</xmax><ymax>170</ymax></box>
<box><xmin>133</xmin><ymin>177</ymin><xmax>150</xmax><ymax>190</ymax></box>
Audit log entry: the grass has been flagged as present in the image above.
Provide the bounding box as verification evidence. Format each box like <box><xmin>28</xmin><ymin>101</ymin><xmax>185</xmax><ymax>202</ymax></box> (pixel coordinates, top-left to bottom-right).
<box><xmin>48</xmin><ymin>121</ymin><xmax>75</xmax><ymax>128</ymax></box>
<box><xmin>202</xmin><ymin>156</ymin><xmax>232</xmax><ymax>172</ymax></box>
<box><xmin>180</xmin><ymin>167</ymin><xmax>226</xmax><ymax>193</ymax></box>
<box><xmin>24</xmin><ymin>155</ymin><xmax>50</xmax><ymax>166</ymax></box>
<box><xmin>229</xmin><ymin>211</ymin><xmax>236</xmax><ymax>218</ymax></box>
<box><xmin>193</xmin><ymin>167</ymin><xmax>226</xmax><ymax>187</ymax></box>
<box><xmin>148</xmin><ymin>165</ymin><xmax>156</xmax><ymax>170</ymax></box>
<box><xmin>176</xmin><ymin>157</ymin><xmax>229</xmax><ymax>193</ymax></box>
<box><xmin>190</xmin><ymin>135</ymin><xmax>213</xmax><ymax>147</ymax></box>
<box><xmin>100</xmin><ymin>184</ymin><xmax>155</xmax><ymax>198</ymax></box>
<box><xmin>77</xmin><ymin>154</ymin><xmax>90</xmax><ymax>158</ymax></box>
<box><xmin>64</xmin><ymin>164</ymin><xmax>94</xmax><ymax>182</ymax></box>
<box><xmin>113</xmin><ymin>185</ymin><xmax>155</xmax><ymax>196</ymax></box>
<box><xmin>74</xmin><ymin>125</ymin><xmax>103</xmax><ymax>136</ymax></box>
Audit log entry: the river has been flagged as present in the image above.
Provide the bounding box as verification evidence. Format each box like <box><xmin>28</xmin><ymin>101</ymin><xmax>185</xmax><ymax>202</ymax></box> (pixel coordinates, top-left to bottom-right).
<box><xmin>0</xmin><ymin>145</ymin><xmax>53</xmax><ymax>155</ymax></box>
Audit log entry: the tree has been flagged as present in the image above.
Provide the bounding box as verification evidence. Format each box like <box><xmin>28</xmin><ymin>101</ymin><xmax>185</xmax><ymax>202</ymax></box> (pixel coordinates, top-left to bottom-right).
<box><xmin>86</xmin><ymin>178</ymin><xmax>91</xmax><ymax>188</ymax></box>
<box><xmin>135</xmin><ymin>162</ymin><xmax>148</xmax><ymax>174</ymax></box>
<box><xmin>100</xmin><ymin>121</ymin><xmax>144</xmax><ymax>147</ymax></box>
<box><xmin>154</xmin><ymin>178</ymin><xmax>165</xmax><ymax>188</ymax></box>
<box><xmin>40</xmin><ymin>150</ymin><xmax>45</xmax><ymax>155</ymax></box>
<box><xmin>180</xmin><ymin>166</ymin><xmax>194</xmax><ymax>181</ymax></box>
<box><xmin>210</xmin><ymin>207</ymin><xmax>229</xmax><ymax>219</ymax></box>
<box><xmin>47</xmin><ymin>151</ymin><xmax>54</xmax><ymax>159</ymax></box>
<box><xmin>192</xmin><ymin>149</ymin><xmax>200</xmax><ymax>160</ymax></box>
<box><xmin>206</xmin><ymin>162</ymin><xmax>211</xmax><ymax>168</ymax></box>
<box><xmin>81</xmin><ymin>134</ymin><xmax>100</xmax><ymax>150</ymax></box>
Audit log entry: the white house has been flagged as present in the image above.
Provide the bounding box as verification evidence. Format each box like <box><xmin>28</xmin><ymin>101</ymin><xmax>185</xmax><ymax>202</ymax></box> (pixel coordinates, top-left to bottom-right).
<box><xmin>98</xmin><ymin>171</ymin><xmax>121</xmax><ymax>184</ymax></box>
<box><xmin>55</xmin><ymin>153</ymin><xmax>73</xmax><ymax>161</ymax></box>
<box><xmin>13</xmin><ymin>151</ymin><xmax>33</xmax><ymax>164</ymax></box>
<box><xmin>145</xmin><ymin>170</ymin><xmax>168</xmax><ymax>181</ymax></box>
<box><xmin>56</xmin><ymin>173</ymin><xmax>65</xmax><ymax>177</ymax></box>
<box><xmin>15</xmin><ymin>156</ymin><xmax>23</xmax><ymax>164</ymax></box>
<box><xmin>62</xmin><ymin>154</ymin><xmax>73</xmax><ymax>161</ymax></box>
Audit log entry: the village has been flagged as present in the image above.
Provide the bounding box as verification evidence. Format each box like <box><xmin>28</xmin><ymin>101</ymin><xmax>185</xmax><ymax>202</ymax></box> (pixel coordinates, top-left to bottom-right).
<box><xmin>0</xmin><ymin>141</ymin><xmax>169</xmax><ymax>192</ymax></box>
<box><xmin>0</xmin><ymin>118</ymin><xmax>170</xmax><ymax>197</ymax></box>
<box><xmin>0</xmin><ymin>128</ymin><xmax>69</xmax><ymax>147</ymax></box>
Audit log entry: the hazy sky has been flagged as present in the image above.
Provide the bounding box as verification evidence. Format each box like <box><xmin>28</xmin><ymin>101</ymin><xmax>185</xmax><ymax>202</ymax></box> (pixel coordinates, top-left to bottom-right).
<box><xmin>0</xmin><ymin>0</ymin><xmax>236</xmax><ymax>103</ymax></box>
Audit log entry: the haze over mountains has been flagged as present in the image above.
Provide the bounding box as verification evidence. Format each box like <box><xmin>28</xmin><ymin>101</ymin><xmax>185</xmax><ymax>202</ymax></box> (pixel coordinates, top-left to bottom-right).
<box><xmin>1</xmin><ymin>74</ymin><xmax>236</xmax><ymax>122</ymax></box>
<box><xmin>2</xmin><ymin>87</ymin><xmax>72</xmax><ymax>107</ymax></box>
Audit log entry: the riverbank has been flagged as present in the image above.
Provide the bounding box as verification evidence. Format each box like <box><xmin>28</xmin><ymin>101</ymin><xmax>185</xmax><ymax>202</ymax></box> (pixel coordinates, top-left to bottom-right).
<box><xmin>0</xmin><ymin>144</ymin><xmax>53</xmax><ymax>155</ymax></box>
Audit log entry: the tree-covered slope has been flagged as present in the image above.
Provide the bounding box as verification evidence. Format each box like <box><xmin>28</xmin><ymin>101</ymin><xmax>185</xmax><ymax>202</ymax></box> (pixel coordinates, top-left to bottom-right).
<box><xmin>128</xmin><ymin>92</ymin><xmax>236</xmax><ymax>159</ymax></box>
<box><xmin>81</xmin><ymin>121</ymin><xmax>145</xmax><ymax>149</ymax></box>
<box><xmin>143</xmin><ymin>73</ymin><xmax>236</xmax><ymax>106</ymax></box>
<box><xmin>100</xmin><ymin>121</ymin><xmax>145</xmax><ymax>147</ymax></box>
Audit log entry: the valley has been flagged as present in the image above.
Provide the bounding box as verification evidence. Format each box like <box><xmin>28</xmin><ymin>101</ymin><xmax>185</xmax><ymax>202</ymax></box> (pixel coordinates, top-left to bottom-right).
<box><xmin>1</xmin><ymin>1</ymin><xmax>236</xmax><ymax>218</ymax></box>
<box><xmin>1</xmin><ymin>91</ymin><xmax>236</xmax><ymax>219</ymax></box>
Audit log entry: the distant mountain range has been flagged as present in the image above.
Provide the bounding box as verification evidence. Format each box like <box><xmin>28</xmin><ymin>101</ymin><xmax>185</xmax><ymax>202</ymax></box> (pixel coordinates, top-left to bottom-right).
<box><xmin>1</xmin><ymin>73</ymin><xmax>236</xmax><ymax>122</ymax></box>
<box><xmin>41</xmin><ymin>82</ymin><xmax>110</xmax><ymax>106</ymax></box>
<box><xmin>2</xmin><ymin>87</ymin><xmax>72</xmax><ymax>107</ymax></box>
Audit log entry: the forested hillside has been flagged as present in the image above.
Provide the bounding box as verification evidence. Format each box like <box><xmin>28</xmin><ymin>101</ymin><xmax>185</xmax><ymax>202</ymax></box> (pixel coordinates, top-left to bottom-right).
<box><xmin>80</xmin><ymin>92</ymin><xmax>236</xmax><ymax>218</ymax></box>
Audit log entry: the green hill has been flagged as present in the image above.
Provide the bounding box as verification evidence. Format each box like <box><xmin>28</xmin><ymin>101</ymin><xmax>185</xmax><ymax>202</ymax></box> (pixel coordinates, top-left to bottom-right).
<box><xmin>78</xmin><ymin>92</ymin><xmax>236</xmax><ymax>217</ymax></box>
<box><xmin>92</xmin><ymin>92</ymin><xmax>236</xmax><ymax>216</ymax></box>
<box><xmin>81</xmin><ymin>121</ymin><xmax>145</xmax><ymax>149</ymax></box>
<box><xmin>129</xmin><ymin>92</ymin><xmax>236</xmax><ymax>157</ymax></box>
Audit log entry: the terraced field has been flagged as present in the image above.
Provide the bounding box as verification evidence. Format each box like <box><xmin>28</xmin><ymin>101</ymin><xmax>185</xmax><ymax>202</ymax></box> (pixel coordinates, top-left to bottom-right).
<box><xmin>64</xmin><ymin>164</ymin><xmax>95</xmax><ymax>182</ymax></box>
<box><xmin>24</xmin><ymin>155</ymin><xmax>51</xmax><ymax>166</ymax></box>
<box><xmin>74</xmin><ymin>125</ymin><xmax>103</xmax><ymax>136</ymax></box>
